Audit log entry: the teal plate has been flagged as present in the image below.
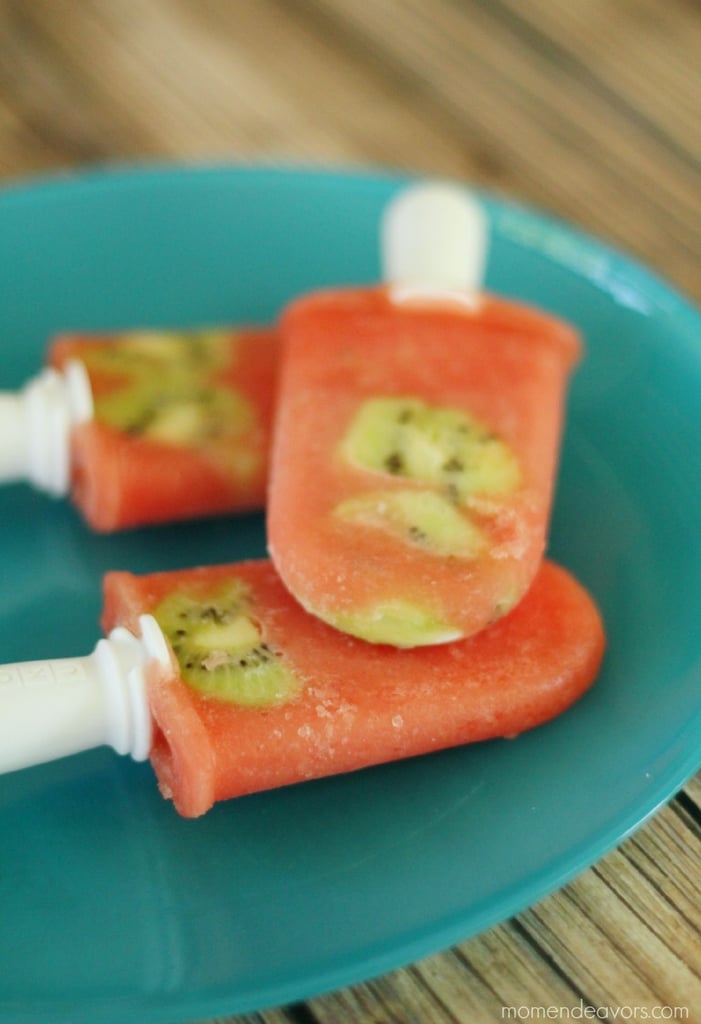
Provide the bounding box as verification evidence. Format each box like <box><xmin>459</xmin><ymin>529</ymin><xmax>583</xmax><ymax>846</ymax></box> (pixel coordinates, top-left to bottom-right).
<box><xmin>1</xmin><ymin>166</ymin><xmax>700</xmax><ymax>1024</ymax></box>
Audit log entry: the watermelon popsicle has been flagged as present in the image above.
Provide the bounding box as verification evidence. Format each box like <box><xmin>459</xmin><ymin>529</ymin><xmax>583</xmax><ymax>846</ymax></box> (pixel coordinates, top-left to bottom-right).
<box><xmin>0</xmin><ymin>325</ymin><xmax>279</xmax><ymax>531</ymax></box>
<box><xmin>0</xmin><ymin>557</ymin><xmax>605</xmax><ymax>819</ymax></box>
<box><xmin>268</xmin><ymin>182</ymin><xmax>582</xmax><ymax>647</ymax></box>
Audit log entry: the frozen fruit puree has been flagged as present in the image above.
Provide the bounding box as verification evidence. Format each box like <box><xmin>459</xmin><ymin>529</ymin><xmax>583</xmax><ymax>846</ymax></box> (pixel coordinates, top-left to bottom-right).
<box><xmin>102</xmin><ymin>558</ymin><xmax>605</xmax><ymax>818</ymax></box>
<box><xmin>50</xmin><ymin>326</ymin><xmax>278</xmax><ymax>531</ymax></box>
<box><xmin>268</xmin><ymin>286</ymin><xmax>581</xmax><ymax>647</ymax></box>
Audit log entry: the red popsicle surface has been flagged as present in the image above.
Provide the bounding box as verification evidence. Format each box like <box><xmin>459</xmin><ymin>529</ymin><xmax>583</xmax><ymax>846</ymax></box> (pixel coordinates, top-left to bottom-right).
<box><xmin>50</xmin><ymin>326</ymin><xmax>278</xmax><ymax>531</ymax></box>
<box><xmin>268</xmin><ymin>287</ymin><xmax>581</xmax><ymax>647</ymax></box>
<box><xmin>102</xmin><ymin>558</ymin><xmax>604</xmax><ymax>818</ymax></box>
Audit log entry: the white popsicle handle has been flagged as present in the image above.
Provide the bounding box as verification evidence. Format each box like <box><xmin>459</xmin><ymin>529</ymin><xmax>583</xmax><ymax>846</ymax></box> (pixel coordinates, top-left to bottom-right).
<box><xmin>381</xmin><ymin>180</ymin><xmax>488</xmax><ymax>303</ymax></box>
<box><xmin>0</xmin><ymin>359</ymin><xmax>93</xmax><ymax>496</ymax></box>
<box><xmin>0</xmin><ymin>615</ymin><xmax>171</xmax><ymax>775</ymax></box>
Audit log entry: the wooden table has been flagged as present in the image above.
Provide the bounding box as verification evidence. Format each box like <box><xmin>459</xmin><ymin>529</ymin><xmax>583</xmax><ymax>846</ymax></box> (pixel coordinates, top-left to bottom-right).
<box><xmin>1</xmin><ymin>2</ymin><xmax>700</xmax><ymax>1021</ymax></box>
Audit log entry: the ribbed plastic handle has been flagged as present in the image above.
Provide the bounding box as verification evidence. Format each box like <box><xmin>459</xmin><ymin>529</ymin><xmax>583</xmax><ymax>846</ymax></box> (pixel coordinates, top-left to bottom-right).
<box><xmin>0</xmin><ymin>359</ymin><xmax>93</xmax><ymax>496</ymax></box>
<box><xmin>0</xmin><ymin>615</ymin><xmax>171</xmax><ymax>775</ymax></box>
<box><xmin>381</xmin><ymin>180</ymin><xmax>489</xmax><ymax>305</ymax></box>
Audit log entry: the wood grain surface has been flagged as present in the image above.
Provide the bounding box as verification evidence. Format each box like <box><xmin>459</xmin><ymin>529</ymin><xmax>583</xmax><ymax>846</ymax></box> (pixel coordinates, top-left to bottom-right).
<box><xmin>1</xmin><ymin>2</ymin><xmax>700</xmax><ymax>1022</ymax></box>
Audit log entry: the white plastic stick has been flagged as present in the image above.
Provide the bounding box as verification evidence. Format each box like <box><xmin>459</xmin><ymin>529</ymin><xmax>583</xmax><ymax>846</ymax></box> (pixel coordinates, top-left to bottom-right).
<box><xmin>381</xmin><ymin>180</ymin><xmax>489</xmax><ymax>308</ymax></box>
<box><xmin>0</xmin><ymin>615</ymin><xmax>171</xmax><ymax>775</ymax></box>
<box><xmin>0</xmin><ymin>359</ymin><xmax>93</xmax><ymax>496</ymax></box>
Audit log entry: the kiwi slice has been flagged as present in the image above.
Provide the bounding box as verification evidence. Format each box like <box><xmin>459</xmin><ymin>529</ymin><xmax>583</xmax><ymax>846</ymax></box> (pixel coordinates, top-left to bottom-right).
<box><xmin>138</xmin><ymin>397</ymin><xmax>214</xmax><ymax>445</ymax></box>
<box><xmin>334</xmin><ymin>488</ymin><xmax>485</xmax><ymax>558</ymax></box>
<box><xmin>84</xmin><ymin>329</ymin><xmax>251</xmax><ymax>443</ymax></box>
<box><xmin>340</xmin><ymin>397</ymin><xmax>521</xmax><ymax>502</ymax></box>
<box><xmin>328</xmin><ymin>599</ymin><xmax>462</xmax><ymax>647</ymax></box>
<box><xmin>152</xmin><ymin>580</ymin><xmax>300</xmax><ymax>707</ymax></box>
<box><xmin>81</xmin><ymin>330</ymin><xmax>230</xmax><ymax>381</ymax></box>
<box><xmin>95</xmin><ymin>380</ymin><xmax>255</xmax><ymax>448</ymax></box>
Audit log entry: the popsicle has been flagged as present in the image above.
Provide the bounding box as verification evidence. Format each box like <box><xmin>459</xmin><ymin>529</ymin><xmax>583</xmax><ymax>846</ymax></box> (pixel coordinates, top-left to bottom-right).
<box><xmin>0</xmin><ymin>558</ymin><xmax>605</xmax><ymax>818</ymax></box>
<box><xmin>268</xmin><ymin>182</ymin><xmax>582</xmax><ymax>646</ymax></box>
<box><xmin>0</xmin><ymin>325</ymin><xmax>279</xmax><ymax>531</ymax></box>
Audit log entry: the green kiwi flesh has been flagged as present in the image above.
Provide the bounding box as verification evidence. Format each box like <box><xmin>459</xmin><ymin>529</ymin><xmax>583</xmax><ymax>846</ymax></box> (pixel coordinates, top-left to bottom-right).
<box><xmin>83</xmin><ymin>330</ymin><xmax>255</xmax><ymax>448</ymax></box>
<box><xmin>327</xmin><ymin>599</ymin><xmax>462</xmax><ymax>647</ymax></box>
<box><xmin>340</xmin><ymin>396</ymin><xmax>521</xmax><ymax>502</ymax></box>
<box><xmin>97</xmin><ymin>383</ymin><xmax>253</xmax><ymax>446</ymax></box>
<box><xmin>82</xmin><ymin>330</ymin><xmax>229</xmax><ymax>379</ymax></box>
<box><xmin>152</xmin><ymin>581</ymin><xmax>300</xmax><ymax>707</ymax></box>
<box><xmin>334</xmin><ymin>488</ymin><xmax>486</xmax><ymax>557</ymax></box>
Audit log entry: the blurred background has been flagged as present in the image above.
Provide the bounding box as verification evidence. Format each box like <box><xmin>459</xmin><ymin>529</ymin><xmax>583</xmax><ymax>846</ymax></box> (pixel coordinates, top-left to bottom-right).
<box><xmin>1</xmin><ymin>0</ymin><xmax>699</xmax><ymax>300</ymax></box>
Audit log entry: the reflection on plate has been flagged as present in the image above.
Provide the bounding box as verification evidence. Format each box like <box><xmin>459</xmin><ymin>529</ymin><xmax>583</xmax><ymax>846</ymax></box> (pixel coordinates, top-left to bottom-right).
<box><xmin>1</xmin><ymin>166</ymin><xmax>700</xmax><ymax>1024</ymax></box>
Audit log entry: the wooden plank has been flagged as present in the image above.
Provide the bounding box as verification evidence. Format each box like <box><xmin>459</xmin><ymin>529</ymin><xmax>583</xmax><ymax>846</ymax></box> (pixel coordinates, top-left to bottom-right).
<box><xmin>418</xmin><ymin>926</ymin><xmax>585</xmax><ymax>1019</ymax></box>
<box><xmin>289</xmin><ymin>0</ymin><xmax>701</xmax><ymax>295</ymax></box>
<box><xmin>518</xmin><ymin>812</ymin><xmax>701</xmax><ymax>1013</ymax></box>
<box><xmin>0</xmin><ymin>0</ymin><xmax>468</xmax><ymax>168</ymax></box>
<box><xmin>2</xmin><ymin>0</ymin><xmax>699</xmax><ymax>295</ymax></box>
<box><xmin>502</xmin><ymin>0</ymin><xmax>701</xmax><ymax>161</ymax></box>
